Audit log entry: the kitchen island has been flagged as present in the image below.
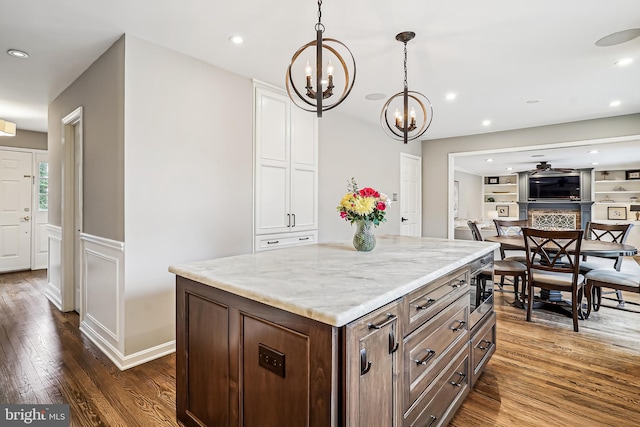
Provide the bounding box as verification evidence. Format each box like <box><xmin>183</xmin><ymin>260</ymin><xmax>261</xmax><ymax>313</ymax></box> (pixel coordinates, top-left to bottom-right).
<box><xmin>170</xmin><ymin>235</ymin><xmax>498</xmax><ymax>427</ymax></box>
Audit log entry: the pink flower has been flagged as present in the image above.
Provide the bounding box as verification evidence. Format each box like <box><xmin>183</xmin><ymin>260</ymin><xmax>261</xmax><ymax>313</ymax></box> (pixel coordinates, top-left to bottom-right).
<box><xmin>359</xmin><ymin>187</ymin><xmax>380</xmax><ymax>198</ymax></box>
<box><xmin>376</xmin><ymin>202</ymin><xmax>386</xmax><ymax>211</ymax></box>
<box><xmin>340</xmin><ymin>211</ymin><xmax>347</xmax><ymax>218</ymax></box>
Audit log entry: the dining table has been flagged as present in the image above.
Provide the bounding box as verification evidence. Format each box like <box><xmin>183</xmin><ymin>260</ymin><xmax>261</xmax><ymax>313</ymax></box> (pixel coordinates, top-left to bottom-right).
<box><xmin>484</xmin><ymin>235</ymin><xmax>638</xmax><ymax>314</ymax></box>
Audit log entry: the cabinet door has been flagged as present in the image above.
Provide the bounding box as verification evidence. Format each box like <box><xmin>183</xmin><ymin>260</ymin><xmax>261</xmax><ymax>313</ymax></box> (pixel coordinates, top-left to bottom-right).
<box><xmin>255</xmin><ymin>87</ymin><xmax>291</xmax><ymax>234</ymax></box>
<box><xmin>346</xmin><ymin>303</ymin><xmax>400</xmax><ymax>427</ymax></box>
<box><xmin>358</xmin><ymin>322</ymin><xmax>397</xmax><ymax>426</ymax></box>
<box><xmin>290</xmin><ymin>106</ymin><xmax>317</xmax><ymax>231</ymax></box>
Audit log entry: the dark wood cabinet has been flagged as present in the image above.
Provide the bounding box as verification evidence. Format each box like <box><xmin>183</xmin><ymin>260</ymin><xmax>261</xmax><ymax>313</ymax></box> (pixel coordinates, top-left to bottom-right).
<box><xmin>174</xmin><ymin>253</ymin><xmax>495</xmax><ymax>427</ymax></box>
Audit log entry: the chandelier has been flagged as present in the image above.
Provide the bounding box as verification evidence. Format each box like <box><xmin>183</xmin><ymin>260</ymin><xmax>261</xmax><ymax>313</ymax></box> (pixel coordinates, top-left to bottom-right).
<box><xmin>286</xmin><ymin>0</ymin><xmax>356</xmax><ymax>117</ymax></box>
<box><xmin>381</xmin><ymin>32</ymin><xmax>433</xmax><ymax>144</ymax></box>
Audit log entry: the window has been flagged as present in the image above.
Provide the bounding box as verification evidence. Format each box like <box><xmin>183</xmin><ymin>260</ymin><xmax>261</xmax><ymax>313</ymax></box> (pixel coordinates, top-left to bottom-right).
<box><xmin>38</xmin><ymin>161</ymin><xmax>48</xmax><ymax>211</ymax></box>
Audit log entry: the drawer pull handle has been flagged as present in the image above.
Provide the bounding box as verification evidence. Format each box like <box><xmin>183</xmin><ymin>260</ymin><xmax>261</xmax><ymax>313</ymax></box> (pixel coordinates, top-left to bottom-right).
<box><xmin>450</xmin><ymin>371</ymin><xmax>467</xmax><ymax>387</ymax></box>
<box><xmin>451</xmin><ymin>279</ymin><xmax>466</xmax><ymax>288</ymax></box>
<box><xmin>360</xmin><ymin>348</ymin><xmax>372</xmax><ymax>375</ymax></box>
<box><xmin>368</xmin><ymin>313</ymin><xmax>397</xmax><ymax>330</ymax></box>
<box><xmin>267</xmin><ymin>240</ymin><xmax>280</xmax><ymax>245</ymax></box>
<box><xmin>415</xmin><ymin>349</ymin><xmax>436</xmax><ymax>366</ymax></box>
<box><xmin>298</xmin><ymin>237</ymin><xmax>310</xmax><ymax>241</ymax></box>
<box><xmin>415</xmin><ymin>298</ymin><xmax>436</xmax><ymax>310</ymax></box>
<box><xmin>426</xmin><ymin>415</ymin><xmax>437</xmax><ymax>427</ymax></box>
<box><xmin>388</xmin><ymin>327</ymin><xmax>399</xmax><ymax>354</ymax></box>
<box><xmin>478</xmin><ymin>339</ymin><xmax>493</xmax><ymax>351</ymax></box>
<box><xmin>451</xmin><ymin>320</ymin><xmax>466</xmax><ymax>332</ymax></box>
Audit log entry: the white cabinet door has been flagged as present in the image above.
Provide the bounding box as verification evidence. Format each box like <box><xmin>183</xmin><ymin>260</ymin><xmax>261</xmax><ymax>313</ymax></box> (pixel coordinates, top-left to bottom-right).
<box><xmin>0</xmin><ymin>150</ymin><xmax>32</xmax><ymax>272</ymax></box>
<box><xmin>255</xmin><ymin>87</ymin><xmax>291</xmax><ymax>234</ymax></box>
<box><xmin>290</xmin><ymin>107</ymin><xmax>317</xmax><ymax>231</ymax></box>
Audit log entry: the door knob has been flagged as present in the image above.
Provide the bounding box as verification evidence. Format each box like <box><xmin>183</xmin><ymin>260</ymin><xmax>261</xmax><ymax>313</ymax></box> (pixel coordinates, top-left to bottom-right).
<box><xmin>22</xmin><ymin>216</ymin><xmax>31</xmax><ymax>221</ymax></box>
<box><xmin>401</xmin><ymin>217</ymin><xmax>409</xmax><ymax>222</ymax></box>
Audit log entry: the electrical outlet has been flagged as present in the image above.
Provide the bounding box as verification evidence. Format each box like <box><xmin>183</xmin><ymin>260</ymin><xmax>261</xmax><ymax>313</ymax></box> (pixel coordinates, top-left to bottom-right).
<box><xmin>258</xmin><ymin>343</ymin><xmax>285</xmax><ymax>378</ymax></box>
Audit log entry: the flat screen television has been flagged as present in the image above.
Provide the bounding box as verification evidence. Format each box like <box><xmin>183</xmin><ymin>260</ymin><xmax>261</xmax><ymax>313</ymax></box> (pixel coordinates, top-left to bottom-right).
<box><xmin>528</xmin><ymin>174</ymin><xmax>581</xmax><ymax>200</ymax></box>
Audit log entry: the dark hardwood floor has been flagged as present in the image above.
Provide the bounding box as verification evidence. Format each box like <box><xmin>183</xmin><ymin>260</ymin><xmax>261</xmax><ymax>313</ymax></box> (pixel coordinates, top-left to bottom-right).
<box><xmin>1</xmin><ymin>269</ymin><xmax>639</xmax><ymax>426</ymax></box>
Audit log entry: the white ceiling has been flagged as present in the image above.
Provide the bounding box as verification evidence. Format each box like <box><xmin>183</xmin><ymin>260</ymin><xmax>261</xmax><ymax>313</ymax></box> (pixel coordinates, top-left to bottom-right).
<box><xmin>1</xmin><ymin>0</ymin><xmax>639</xmax><ymax>171</ymax></box>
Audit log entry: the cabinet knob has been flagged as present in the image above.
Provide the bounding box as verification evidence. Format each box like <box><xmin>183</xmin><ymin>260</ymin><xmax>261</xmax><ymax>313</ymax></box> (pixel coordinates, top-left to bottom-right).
<box><xmin>401</xmin><ymin>217</ymin><xmax>409</xmax><ymax>222</ymax></box>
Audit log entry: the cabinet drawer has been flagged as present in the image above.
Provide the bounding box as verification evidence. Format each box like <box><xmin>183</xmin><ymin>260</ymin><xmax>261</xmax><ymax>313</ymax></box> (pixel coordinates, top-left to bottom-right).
<box><xmin>405</xmin><ymin>296</ymin><xmax>469</xmax><ymax>406</ymax></box>
<box><xmin>471</xmin><ymin>311</ymin><xmax>496</xmax><ymax>387</ymax></box>
<box><xmin>255</xmin><ymin>230</ymin><xmax>317</xmax><ymax>251</ymax></box>
<box><xmin>404</xmin><ymin>268</ymin><xmax>469</xmax><ymax>334</ymax></box>
<box><xmin>404</xmin><ymin>345</ymin><xmax>470</xmax><ymax>427</ymax></box>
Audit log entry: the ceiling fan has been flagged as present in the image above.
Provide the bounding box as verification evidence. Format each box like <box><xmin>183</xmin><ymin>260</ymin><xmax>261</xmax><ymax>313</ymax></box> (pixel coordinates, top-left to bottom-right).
<box><xmin>528</xmin><ymin>161</ymin><xmax>576</xmax><ymax>174</ymax></box>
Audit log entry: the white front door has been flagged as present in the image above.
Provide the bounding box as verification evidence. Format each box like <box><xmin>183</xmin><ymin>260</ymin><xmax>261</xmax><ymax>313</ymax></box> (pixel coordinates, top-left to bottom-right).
<box><xmin>400</xmin><ymin>153</ymin><xmax>422</xmax><ymax>237</ymax></box>
<box><xmin>0</xmin><ymin>150</ymin><xmax>32</xmax><ymax>272</ymax></box>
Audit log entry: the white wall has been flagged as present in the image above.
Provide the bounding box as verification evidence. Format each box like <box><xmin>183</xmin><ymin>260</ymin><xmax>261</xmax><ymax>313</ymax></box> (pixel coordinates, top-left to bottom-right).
<box><xmin>317</xmin><ymin>113</ymin><xmax>421</xmax><ymax>242</ymax></box>
<box><xmin>422</xmin><ymin>113</ymin><xmax>640</xmax><ymax>238</ymax></box>
<box><xmin>453</xmin><ymin>170</ymin><xmax>482</xmax><ymax>221</ymax></box>
<box><xmin>123</xmin><ymin>36</ymin><xmax>254</xmax><ymax>354</ymax></box>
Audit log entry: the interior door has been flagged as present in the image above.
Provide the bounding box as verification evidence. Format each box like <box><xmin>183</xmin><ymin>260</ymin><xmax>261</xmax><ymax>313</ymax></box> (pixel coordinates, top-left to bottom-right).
<box><xmin>0</xmin><ymin>149</ymin><xmax>33</xmax><ymax>272</ymax></box>
<box><xmin>400</xmin><ymin>153</ymin><xmax>422</xmax><ymax>237</ymax></box>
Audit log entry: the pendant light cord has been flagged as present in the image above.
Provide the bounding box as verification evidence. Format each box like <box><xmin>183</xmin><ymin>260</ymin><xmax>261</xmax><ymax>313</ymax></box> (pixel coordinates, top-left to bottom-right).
<box><xmin>403</xmin><ymin>41</ymin><xmax>408</xmax><ymax>90</ymax></box>
<box><xmin>316</xmin><ymin>0</ymin><xmax>325</xmax><ymax>32</ymax></box>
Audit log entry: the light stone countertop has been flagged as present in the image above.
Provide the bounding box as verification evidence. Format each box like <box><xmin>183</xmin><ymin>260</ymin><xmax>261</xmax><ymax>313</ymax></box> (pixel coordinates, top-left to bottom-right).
<box><xmin>169</xmin><ymin>235</ymin><xmax>498</xmax><ymax>327</ymax></box>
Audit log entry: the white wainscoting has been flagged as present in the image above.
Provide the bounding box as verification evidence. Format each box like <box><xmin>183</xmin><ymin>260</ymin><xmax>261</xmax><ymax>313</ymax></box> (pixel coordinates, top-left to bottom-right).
<box><xmin>45</xmin><ymin>225</ymin><xmax>63</xmax><ymax>310</ymax></box>
<box><xmin>79</xmin><ymin>233</ymin><xmax>126</xmax><ymax>369</ymax></box>
<box><xmin>78</xmin><ymin>233</ymin><xmax>175</xmax><ymax>370</ymax></box>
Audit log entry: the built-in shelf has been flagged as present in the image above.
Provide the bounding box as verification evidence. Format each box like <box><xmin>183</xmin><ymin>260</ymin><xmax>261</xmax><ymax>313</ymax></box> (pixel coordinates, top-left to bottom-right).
<box><xmin>592</xmin><ymin>170</ymin><xmax>640</xmax><ymax>222</ymax></box>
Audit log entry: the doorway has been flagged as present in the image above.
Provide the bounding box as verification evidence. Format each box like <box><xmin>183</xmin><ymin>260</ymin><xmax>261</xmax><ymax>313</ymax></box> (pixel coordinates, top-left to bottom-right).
<box><xmin>61</xmin><ymin>107</ymin><xmax>83</xmax><ymax>313</ymax></box>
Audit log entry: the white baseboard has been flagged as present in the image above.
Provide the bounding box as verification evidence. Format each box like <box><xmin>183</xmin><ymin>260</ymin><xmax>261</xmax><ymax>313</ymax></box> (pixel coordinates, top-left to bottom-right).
<box><xmin>80</xmin><ymin>320</ymin><xmax>175</xmax><ymax>370</ymax></box>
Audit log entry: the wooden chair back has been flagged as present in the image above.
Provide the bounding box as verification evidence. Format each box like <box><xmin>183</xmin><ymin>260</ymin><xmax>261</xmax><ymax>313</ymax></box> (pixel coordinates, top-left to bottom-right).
<box><xmin>583</xmin><ymin>222</ymin><xmax>633</xmax><ymax>269</ymax></box>
<box><xmin>493</xmin><ymin>219</ymin><xmax>528</xmax><ymax>236</ymax></box>
<box><xmin>522</xmin><ymin>227</ymin><xmax>584</xmax><ymax>277</ymax></box>
<box><xmin>467</xmin><ymin>221</ymin><xmax>484</xmax><ymax>242</ymax></box>
<box><xmin>584</xmin><ymin>221</ymin><xmax>632</xmax><ymax>243</ymax></box>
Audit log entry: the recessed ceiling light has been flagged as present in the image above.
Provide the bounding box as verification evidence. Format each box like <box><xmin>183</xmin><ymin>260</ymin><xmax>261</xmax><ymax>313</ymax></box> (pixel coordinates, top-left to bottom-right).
<box><xmin>592</xmin><ymin>162</ymin><xmax>599</xmax><ymax>165</ymax></box>
<box><xmin>228</xmin><ymin>35</ymin><xmax>244</xmax><ymax>45</ymax></box>
<box><xmin>531</xmin><ymin>154</ymin><xmax>545</xmax><ymax>158</ymax></box>
<box><xmin>485</xmin><ymin>158</ymin><xmax>494</xmax><ymax>162</ymax></box>
<box><xmin>506</xmin><ymin>167</ymin><xmax>514</xmax><ymax>171</ymax></box>
<box><xmin>588</xmin><ymin>150</ymin><xmax>599</xmax><ymax>154</ymax></box>
<box><xmin>7</xmin><ymin>49</ymin><xmax>29</xmax><ymax>58</ymax></box>
<box><xmin>596</xmin><ymin>28</ymin><xmax>640</xmax><ymax>47</ymax></box>
<box><xmin>615</xmin><ymin>58</ymin><xmax>634</xmax><ymax>66</ymax></box>
<box><xmin>482</xmin><ymin>120</ymin><xmax>491</xmax><ymax>126</ymax></box>
<box><xmin>365</xmin><ymin>93</ymin><xmax>386</xmax><ymax>101</ymax></box>
<box><xmin>609</xmin><ymin>100</ymin><xmax>621</xmax><ymax>107</ymax></box>
<box><xmin>445</xmin><ymin>93</ymin><xmax>457</xmax><ymax>100</ymax></box>
<box><xmin>526</xmin><ymin>99</ymin><xmax>540</xmax><ymax>104</ymax></box>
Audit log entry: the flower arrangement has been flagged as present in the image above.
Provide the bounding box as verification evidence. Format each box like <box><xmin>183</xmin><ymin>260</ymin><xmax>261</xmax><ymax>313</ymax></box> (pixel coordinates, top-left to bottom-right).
<box><xmin>337</xmin><ymin>178</ymin><xmax>391</xmax><ymax>226</ymax></box>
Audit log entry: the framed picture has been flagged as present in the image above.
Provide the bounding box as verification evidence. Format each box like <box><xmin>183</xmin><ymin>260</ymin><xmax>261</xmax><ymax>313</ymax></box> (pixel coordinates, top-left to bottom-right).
<box><xmin>626</xmin><ymin>170</ymin><xmax>640</xmax><ymax>180</ymax></box>
<box><xmin>607</xmin><ymin>206</ymin><xmax>627</xmax><ymax>220</ymax></box>
<box><xmin>497</xmin><ymin>205</ymin><xmax>509</xmax><ymax>217</ymax></box>
<box><xmin>487</xmin><ymin>176</ymin><xmax>500</xmax><ymax>184</ymax></box>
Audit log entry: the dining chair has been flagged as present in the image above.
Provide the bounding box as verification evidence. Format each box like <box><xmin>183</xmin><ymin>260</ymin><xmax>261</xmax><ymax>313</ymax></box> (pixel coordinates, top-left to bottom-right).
<box><xmin>585</xmin><ymin>269</ymin><xmax>640</xmax><ymax>312</ymax></box>
<box><xmin>522</xmin><ymin>227</ymin><xmax>589</xmax><ymax>332</ymax></box>
<box><xmin>468</xmin><ymin>221</ymin><xmax>528</xmax><ymax>302</ymax></box>
<box><xmin>581</xmin><ymin>222</ymin><xmax>633</xmax><ymax>308</ymax></box>
<box><xmin>493</xmin><ymin>219</ymin><xmax>529</xmax><ymax>262</ymax></box>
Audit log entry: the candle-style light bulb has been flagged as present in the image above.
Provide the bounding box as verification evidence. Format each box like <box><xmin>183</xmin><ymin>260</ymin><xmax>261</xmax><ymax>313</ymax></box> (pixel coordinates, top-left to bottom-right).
<box><xmin>326</xmin><ymin>60</ymin><xmax>334</xmax><ymax>76</ymax></box>
<box><xmin>410</xmin><ymin>107</ymin><xmax>416</xmax><ymax>119</ymax></box>
<box><xmin>305</xmin><ymin>60</ymin><xmax>312</xmax><ymax>90</ymax></box>
<box><xmin>394</xmin><ymin>108</ymin><xmax>402</xmax><ymax>128</ymax></box>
